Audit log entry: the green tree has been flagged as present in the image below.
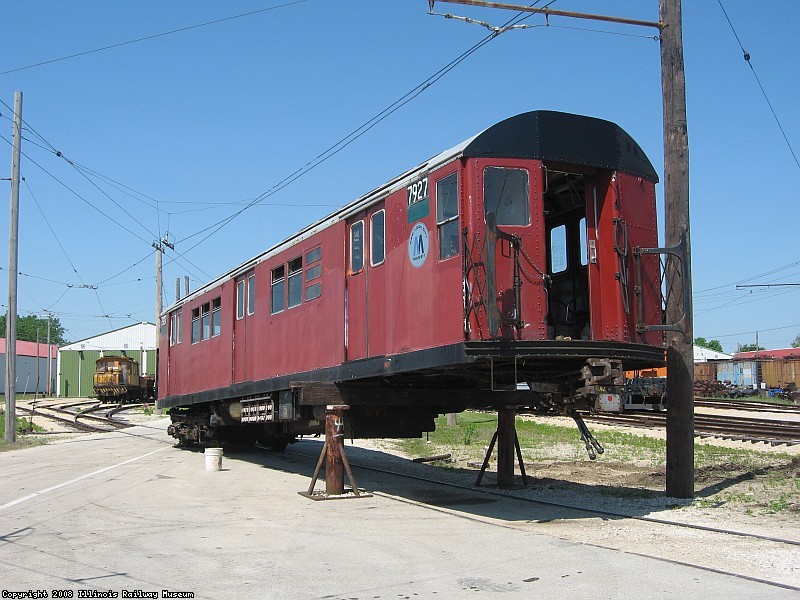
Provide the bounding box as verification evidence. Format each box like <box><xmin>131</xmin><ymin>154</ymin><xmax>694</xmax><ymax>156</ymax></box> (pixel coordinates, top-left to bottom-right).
<box><xmin>694</xmin><ymin>337</ymin><xmax>724</xmax><ymax>353</ymax></box>
<box><xmin>739</xmin><ymin>343</ymin><xmax>765</xmax><ymax>352</ymax></box>
<box><xmin>792</xmin><ymin>332</ymin><xmax>800</xmax><ymax>348</ymax></box>
<box><xmin>0</xmin><ymin>314</ymin><xmax>67</xmax><ymax>345</ymax></box>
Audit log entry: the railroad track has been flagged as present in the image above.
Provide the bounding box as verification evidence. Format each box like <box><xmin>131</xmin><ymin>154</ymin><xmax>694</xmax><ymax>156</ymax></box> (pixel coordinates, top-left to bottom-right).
<box><xmin>695</xmin><ymin>398</ymin><xmax>800</xmax><ymax>413</ymax></box>
<box><xmin>18</xmin><ymin>400</ymin><xmax>132</xmax><ymax>434</ymax></box>
<box><xmin>583</xmin><ymin>411</ymin><xmax>800</xmax><ymax>446</ymax></box>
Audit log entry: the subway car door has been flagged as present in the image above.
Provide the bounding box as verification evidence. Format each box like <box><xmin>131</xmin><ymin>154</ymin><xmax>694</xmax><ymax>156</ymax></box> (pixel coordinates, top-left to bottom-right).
<box><xmin>543</xmin><ymin>169</ymin><xmax>593</xmax><ymax>341</ymax></box>
<box><xmin>473</xmin><ymin>159</ymin><xmax>546</xmax><ymax>341</ymax></box>
<box><xmin>345</xmin><ymin>215</ymin><xmax>368</xmax><ymax>360</ymax></box>
<box><xmin>233</xmin><ymin>271</ymin><xmax>254</xmax><ymax>382</ymax></box>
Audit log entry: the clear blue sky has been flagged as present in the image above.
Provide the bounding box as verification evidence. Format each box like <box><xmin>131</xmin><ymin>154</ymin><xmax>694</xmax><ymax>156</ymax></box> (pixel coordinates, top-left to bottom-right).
<box><xmin>1</xmin><ymin>1</ymin><xmax>798</xmax><ymax>352</ymax></box>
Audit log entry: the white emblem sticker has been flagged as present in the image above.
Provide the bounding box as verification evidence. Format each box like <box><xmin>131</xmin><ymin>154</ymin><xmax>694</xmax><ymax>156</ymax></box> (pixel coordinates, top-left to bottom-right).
<box><xmin>408</xmin><ymin>222</ymin><xmax>429</xmax><ymax>268</ymax></box>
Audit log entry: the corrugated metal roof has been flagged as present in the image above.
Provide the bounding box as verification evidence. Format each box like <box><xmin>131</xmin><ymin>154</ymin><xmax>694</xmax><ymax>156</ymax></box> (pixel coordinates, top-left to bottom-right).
<box><xmin>0</xmin><ymin>338</ymin><xmax>58</xmax><ymax>358</ymax></box>
<box><xmin>735</xmin><ymin>348</ymin><xmax>800</xmax><ymax>360</ymax></box>
<box><xmin>693</xmin><ymin>346</ymin><xmax>732</xmax><ymax>362</ymax></box>
<box><xmin>60</xmin><ymin>323</ymin><xmax>157</xmax><ymax>351</ymax></box>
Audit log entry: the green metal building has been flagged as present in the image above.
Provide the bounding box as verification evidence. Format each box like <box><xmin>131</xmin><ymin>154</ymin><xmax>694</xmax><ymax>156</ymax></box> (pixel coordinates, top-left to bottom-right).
<box><xmin>57</xmin><ymin>323</ymin><xmax>157</xmax><ymax>398</ymax></box>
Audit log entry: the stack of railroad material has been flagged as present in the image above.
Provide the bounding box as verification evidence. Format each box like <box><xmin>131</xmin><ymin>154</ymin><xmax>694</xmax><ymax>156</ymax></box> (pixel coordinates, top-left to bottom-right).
<box><xmin>694</xmin><ymin>379</ymin><xmax>727</xmax><ymax>397</ymax></box>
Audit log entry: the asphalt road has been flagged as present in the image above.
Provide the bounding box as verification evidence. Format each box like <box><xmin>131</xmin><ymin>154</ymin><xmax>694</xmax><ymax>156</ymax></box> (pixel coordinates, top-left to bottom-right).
<box><xmin>0</xmin><ymin>419</ymin><xmax>796</xmax><ymax>599</ymax></box>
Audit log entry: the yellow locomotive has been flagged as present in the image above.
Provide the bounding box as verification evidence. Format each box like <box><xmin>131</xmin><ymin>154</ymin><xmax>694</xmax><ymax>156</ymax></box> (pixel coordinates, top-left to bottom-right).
<box><xmin>93</xmin><ymin>355</ymin><xmax>155</xmax><ymax>403</ymax></box>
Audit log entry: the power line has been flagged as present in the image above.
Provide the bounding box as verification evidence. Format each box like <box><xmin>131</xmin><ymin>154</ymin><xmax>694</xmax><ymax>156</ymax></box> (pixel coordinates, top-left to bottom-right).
<box><xmin>704</xmin><ymin>322</ymin><xmax>800</xmax><ymax>340</ymax></box>
<box><xmin>693</xmin><ymin>259</ymin><xmax>800</xmax><ymax>296</ymax></box>
<box><xmin>24</xmin><ymin>178</ymin><xmax>87</xmax><ymax>284</ymax></box>
<box><xmin>0</xmin><ymin>133</ymin><xmax>152</xmax><ymax>245</ymax></box>
<box><xmin>169</xmin><ymin>2</ymin><xmax>550</xmax><ymax>264</ymax></box>
<box><xmin>717</xmin><ymin>0</ymin><xmax>800</xmax><ymax>171</ymax></box>
<box><xmin>92</xmin><ymin>251</ymin><xmax>155</xmax><ymax>286</ymax></box>
<box><xmin>0</xmin><ymin>1</ymin><xmax>311</xmax><ymax>76</ymax></box>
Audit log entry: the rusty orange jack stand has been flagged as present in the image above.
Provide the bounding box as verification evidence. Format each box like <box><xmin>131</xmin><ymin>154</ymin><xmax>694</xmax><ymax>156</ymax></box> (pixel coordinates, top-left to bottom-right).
<box><xmin>298</xmin><ymin>405</ymin><xmax>372</xmax><ymax>501</ymax></box>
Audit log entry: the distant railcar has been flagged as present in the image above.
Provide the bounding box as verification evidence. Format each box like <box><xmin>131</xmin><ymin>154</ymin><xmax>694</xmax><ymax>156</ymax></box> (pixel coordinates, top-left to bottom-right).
<box><xmin>158</xmin><ymin>110</ymin><xmax>670</xmax><ymax>448</ymax></box>
<box><xmin>93</xmin><ymin>355</ymin><xmax>155</xmax><ymax>403</ymax></box>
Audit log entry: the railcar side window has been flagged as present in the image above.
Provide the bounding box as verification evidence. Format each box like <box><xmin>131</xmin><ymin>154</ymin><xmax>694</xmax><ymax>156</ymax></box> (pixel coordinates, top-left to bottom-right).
<box><xmin>549</xmin><ymin>225</ymin><xmax>568</xmax><ymax>274</ymax></box>
<box><xmin>169</xmin><ymin>310</ymin><xmax>182</xmax><ymax>346</ymax></box>
<box><xmin>237</xmin><ymin>280</ymin><xmax>245</xmax><ymax>320</ymax></box>
<box><xmin>247</xmin><ymin>275</ymin><xmax>256</xmax><ymax>315</ymax></box>
<box><xmin>271</xmin><ymin>266</ymin><xmax>285</xmax><ymax>314</ymax></box>
<box><xmin>306</xmin><ymin>247</ymin><xmax>321</xmax><ymax>264</ymax></box>
<box><xmin>306</xmin><ymin>264</ymin><xmax>321</xmax><ymax>281</ymax></box>
<box><xmin>305</xmin><ymin>283</ymin><xmax>322</xmax><ymax>301</ymax></box>
<box><xmin>436</xmin><ymin>173</ymin><xmax>459</xmax><ymax>259</ymax></box>
<box><xmin>191</xmin><ymin>308</ymin><xmax>200</xmax><ymax>344</ymax></box>
<box><xmin>211</xmin><ymin>298</ymin><xmax>221</xmax><ymax>336</ymax></box>
<box><xmin>305</xmin><ymin>247</ymin><xmax>322</xmax><ymax>301</ymax></box>
<box><xmin>371</xmin><ymin>210</ymin><xmax>385</xmax><ymax>267</ymax></box>
<box><xmin>201</xmin><ymin>302</ymin><xmax>211</xmax><ymax>339</ymax></box>
<box><xmin>288</xmin><ymin>257</ymin><xmax>303</xmax><ymax>308</ymax></box>
<box><xmin>350</xmin><ymin>221</ymin><xmax>364</xmax><ymax>274</ymax></box>
<box><xmin>483</xmin><ymin>167</ymin><xmax>530</xmax><ymax>225</ymax></box>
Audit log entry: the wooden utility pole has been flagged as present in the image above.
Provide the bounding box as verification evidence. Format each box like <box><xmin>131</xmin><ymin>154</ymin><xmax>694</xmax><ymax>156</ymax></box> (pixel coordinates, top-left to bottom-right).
<box><xmin>5</xmin><ymin>91</ymin><xmax>22</xmax><ymax>443</ymax></box>
<box><xmin>155</xmin><ymin>243</ymin><xmax>163</xmax><ymax>328</ymax></box>
<box><xmin>35</xmin><ymin>328</ymin><xmax>40</xmax><ymax>399</ymax></box>
<box><xmin>153</xmin><ymin>235</ymin><xmax>174</xmax><ymax>329</ymax></box>
<box><xmin>660</xmin><ymin>0</ymin><xmax>694</xmax><ymax>499</ymax></box>
<box><xmin>431</xmin><ymin>0</ymin><xmax>694</xmax><ymax>497</ymax></box>
<box><xmin>46</xmin><ymin>313</ymin><xmax>52</xmax><ymax>397</ymax></box>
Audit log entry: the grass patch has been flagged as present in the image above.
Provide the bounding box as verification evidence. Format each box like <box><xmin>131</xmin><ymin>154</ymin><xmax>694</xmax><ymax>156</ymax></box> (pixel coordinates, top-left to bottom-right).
<box><xmin>394</xmin><ymin>411</ymin><xmax>798</xmax><ymax>513</ymax></box>
<box><xmin>0</xmin><ymin>410</ymin><xmax>47</xmax><ymax>451</ymax></box>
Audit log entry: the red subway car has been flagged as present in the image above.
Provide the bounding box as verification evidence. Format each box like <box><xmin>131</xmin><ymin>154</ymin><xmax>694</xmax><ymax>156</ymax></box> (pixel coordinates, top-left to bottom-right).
<box><xmin>158</xmin><ymin>110</ymin><xmax>665</xmax><ymax>448</ymax></box>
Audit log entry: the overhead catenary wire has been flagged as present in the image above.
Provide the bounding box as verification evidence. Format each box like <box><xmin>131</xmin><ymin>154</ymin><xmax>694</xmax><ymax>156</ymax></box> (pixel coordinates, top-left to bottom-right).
<box><xmin>24</xmin><ymin>178</ymin><xmax>87</xmax><ymax>284</ymax></box>
<box><xmin>0</xmin><ymin>133</ymin><xmax>153</xmax><ymax>246</ymax></box>
<box><xmin>717</xmin><ymin>0</ymin><xmax>800</xmax><ymax>171</ymax></box>
<box><xmin>0</xmin><ymin>0</ymin><xmax>311</xmax><ymax>77</ymax></box>
<box><xmin>169</xmin><ymin>2</ymin><xmax>553</xmax><ymax>265</ymax></box>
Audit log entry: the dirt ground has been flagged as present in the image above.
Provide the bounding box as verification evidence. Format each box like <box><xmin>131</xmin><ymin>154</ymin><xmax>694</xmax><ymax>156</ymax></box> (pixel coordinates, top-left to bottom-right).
<box><xmin>353</xmin><ymin>414</ymin><xmax>800</xmax><ymax>542</ymax></box>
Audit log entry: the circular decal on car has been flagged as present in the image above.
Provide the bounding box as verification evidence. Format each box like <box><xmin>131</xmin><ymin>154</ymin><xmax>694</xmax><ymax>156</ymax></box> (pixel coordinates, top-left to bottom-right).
<box><xmin>408</xmin><ymin>222</ymin><xmax>429</xmax><ymax>268</ymax></box>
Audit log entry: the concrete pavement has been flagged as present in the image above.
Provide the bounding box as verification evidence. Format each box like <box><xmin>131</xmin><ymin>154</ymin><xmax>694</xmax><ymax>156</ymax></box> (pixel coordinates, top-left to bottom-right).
<box><xmin>0</xmin><ymin>419</ymin><xmax>796</xmax><ymax>599</ymax></box>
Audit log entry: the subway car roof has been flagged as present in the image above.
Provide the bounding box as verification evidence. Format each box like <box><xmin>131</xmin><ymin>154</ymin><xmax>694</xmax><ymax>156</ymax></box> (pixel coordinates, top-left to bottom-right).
<box><xmin>462</xmin><ymin>110</ymin><xmax>658</xmax><ymax>181</ymax></box>
<box><xmin>167</xmin><ymin>110</ymin><xmax>657</xmax><ymax>312</ymax></box>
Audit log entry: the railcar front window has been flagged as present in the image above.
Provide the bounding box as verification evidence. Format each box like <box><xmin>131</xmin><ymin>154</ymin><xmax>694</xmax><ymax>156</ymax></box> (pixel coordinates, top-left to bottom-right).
<box><xmin>579</xmin><ymin>217</ymin><xmax>588</xmax><ymax>266</ymax></box>
<box><xmin>371</xmin><ymin>210</ymin><xmax>385</xmax><ymax>267</ymax></box>
<box><xmin>288</xmin><ymin>257</ymin><xmax>302</xmax><ymax>308</ymax></box>
<box><xmin>350</xmin><ymin>221</ymin><xmax>364</xmax><ymax>274</ymax></box>
<box><xmin>271</xmin><ymin>266</ymin><xmax>285</xmax><ymax>314</ymax></box>
<box><xmin>483</xmin><ymin>167</ymin><xmax>529</xmax><ymax>226</ymax></box>
<box><xmin>549</xmin><ymin>225</ymin><xmax>567</xmax><ymax>274</ymax></box>
<box><xmin>436</xmin><ymin>173</ymin><xmax>459</xmax><ymax>259</ymax></box>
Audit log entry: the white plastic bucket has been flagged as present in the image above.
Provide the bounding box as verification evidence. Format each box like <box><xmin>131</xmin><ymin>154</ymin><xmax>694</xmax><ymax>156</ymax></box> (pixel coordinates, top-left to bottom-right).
<box><xmin>204</xmin><ymin>447</ymin><xmax>223</xmax><ymax>472</ymax></box>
